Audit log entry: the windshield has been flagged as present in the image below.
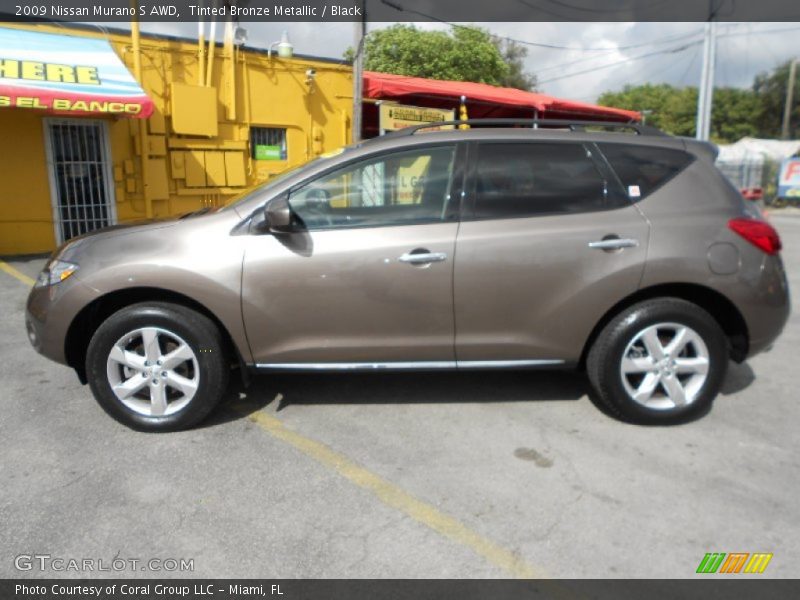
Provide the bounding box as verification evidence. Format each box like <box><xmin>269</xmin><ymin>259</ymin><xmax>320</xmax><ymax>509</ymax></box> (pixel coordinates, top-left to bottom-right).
<box><xmin>222</xmin><ymin>147</ymin><xmax>348</xmax><ymax>211</ymax></box>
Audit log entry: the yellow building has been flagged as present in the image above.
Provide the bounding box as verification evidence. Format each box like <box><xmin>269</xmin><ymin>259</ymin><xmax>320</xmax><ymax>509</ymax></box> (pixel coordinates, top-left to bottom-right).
<box><xmin>0</xmin><ymin>22</ymin><xmax>354</xmax><ymax>255</ymax></box>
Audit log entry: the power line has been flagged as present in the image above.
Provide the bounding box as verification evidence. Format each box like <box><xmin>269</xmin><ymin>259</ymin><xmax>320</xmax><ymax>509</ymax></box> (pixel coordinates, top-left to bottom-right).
<box><xmin>381</xmin><ymin>0</ymin><xmax>706</xmax><ymax>52</ymax></box>
<box><xmin>536</xmin><ymin>25</ymin><xmax>800</xmax><ymax>85</ymax></box>
<box><xmin>487</xmin><ymin>26</ymin><xmax>702</xmax><ymax>52</ymax></box>
<box><xmin>534</xmin><ymin>24</ymin><xmax>772</xmax><ymax>76</ymax></box>
<box><xmin>538</xmin><ymin>41</ymin><xmax>702</xmax><ymax>85</ymax></box>
<box><xmin>380</xmin><ymin>0</ymin><xmax>800</xmax><ymax>60</ymax></box>
<box><xmin>379</xmin><ymin>3</ymin><xmax>798</xmax><ymax>56</ymax></box>
<box><xmin>490</xmin><ymin>21</ymin><xmax>785</xmax><ymax>55</ymax></box>
<box><xmin>534</xmin><ymin>29</ymin><xmax>704</xmax><ymax>74</ymax></box>
<box><xmin>678</xmin><ymin>45</ymin><xmax>701</xmax><ymax>86</ymax></box>
<box><xmin>518</xmin><ymin>0</ymin><xmax>673</xmax><ymax>17</ymax></box>
<box><xmin>371</xmin><ymin>4</ymin><xmax>800</xmax><ymax>90</ymax></box>
<box><xmin>615</xmin><ymin>42</ymin><xmax>701</xmax><ymax>91</ymax></box>
<box><xmin>718</xmin><ymin>25</ymin><xmax>800</xmax><ymax>39</ymax></box>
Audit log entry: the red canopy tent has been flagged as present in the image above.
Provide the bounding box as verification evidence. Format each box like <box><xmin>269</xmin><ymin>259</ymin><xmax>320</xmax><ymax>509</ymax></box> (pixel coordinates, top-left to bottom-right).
<box><xmin>362</xmin><ymin>71</ymin><xmax>640</xmax><ymax>137</ymax></box>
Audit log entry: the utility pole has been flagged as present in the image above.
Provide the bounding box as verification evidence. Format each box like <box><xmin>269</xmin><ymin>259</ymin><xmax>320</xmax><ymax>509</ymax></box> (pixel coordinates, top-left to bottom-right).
<box><xmin>781</xmin><ymin>58</ymin><xmax>798</xmax><ymax>140</ymax></box>
<box><xmin>696</xmin><ymin>20</ymin><xmax>717</xmax><ymax>141</ymax></box>
<box><xmin>351</xmin><ymin>2</ymin><xmax>366</xmax><ymax>143</ymax></box>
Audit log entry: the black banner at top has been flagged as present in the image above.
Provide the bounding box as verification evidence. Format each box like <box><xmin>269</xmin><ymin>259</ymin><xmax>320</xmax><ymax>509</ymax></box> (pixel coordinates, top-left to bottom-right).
<box><xmin>1</xmin><ymin>0</ymin><xmax>800</xmax><ymax>23</ymax></box>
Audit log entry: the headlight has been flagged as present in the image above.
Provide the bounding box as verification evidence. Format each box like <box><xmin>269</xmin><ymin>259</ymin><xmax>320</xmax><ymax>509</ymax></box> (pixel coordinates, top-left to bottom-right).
<box><xmin>35</xmin><ymin>260</ymin><xmax>79</xmax><ymax>287</ymax></box>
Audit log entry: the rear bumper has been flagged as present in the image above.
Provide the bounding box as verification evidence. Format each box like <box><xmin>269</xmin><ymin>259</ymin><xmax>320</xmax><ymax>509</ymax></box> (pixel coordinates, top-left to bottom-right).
<box><xmin>740</xmin><ymin>254</ymin><xmax>791</xmax><ymax>358</ymax></box>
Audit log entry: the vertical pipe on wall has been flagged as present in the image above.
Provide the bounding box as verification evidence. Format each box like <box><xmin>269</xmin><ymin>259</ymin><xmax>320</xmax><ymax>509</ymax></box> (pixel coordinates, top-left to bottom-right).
<box><xmin>206</xmin><ymin>17</ymin><xmax>217</xmax><ymax>87</ymax></box>
<box><xmin>351</xmin><ymin>2</ymin><xmax>365</xmax><ymax>143</ymax></box>
<box><xmin>242</xmin><ymin>51</ymin><xmax>252</xmax><ymax>179</ymax></box>
<box><xmin>198</xmin><ymin>18</ymin><xmax>205</xmax><ymax>86</ymax></box>
<box><xmin>130</xmin><ymin>10</ymin><xmax>142</xmax><ymax>81</ymax></box>
<box><xmin>224</xmin><ymin>20</ymin><xmax>236</xmax><ymax>121</ymax></box>
<box><xmin>130</xmin><ymin>1</ymin><xmax>151</xmax><ymax>218</ymax></box>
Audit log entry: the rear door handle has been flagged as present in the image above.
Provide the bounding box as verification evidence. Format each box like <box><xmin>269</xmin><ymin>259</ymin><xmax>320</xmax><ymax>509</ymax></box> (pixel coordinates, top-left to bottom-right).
<box><xmin>398</xmin><ymin>251</ymin><xmax>447</xmax><ymax>264</ymax></box>
<box><xmin>588</xmin><ymin>238</ymin><xmax>639</xmax><ymax>250</ymax></box>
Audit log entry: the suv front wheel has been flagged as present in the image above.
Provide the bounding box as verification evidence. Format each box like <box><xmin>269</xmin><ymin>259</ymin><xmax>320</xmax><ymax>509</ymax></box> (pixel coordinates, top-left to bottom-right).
<box><xmin>86</xmin><ymin>302</ymin><xmax>229</xmax><ymax>432</ymax></box>
<box><xmin>587</xmin><ymin>298</ymin><xmax>728</xmax><ymax>424</ymax></box>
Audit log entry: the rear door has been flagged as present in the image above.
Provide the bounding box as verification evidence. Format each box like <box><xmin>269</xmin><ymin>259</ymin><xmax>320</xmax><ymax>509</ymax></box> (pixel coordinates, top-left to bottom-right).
<box><xmin>454</xmin><ymin>140</ymin><xmax>650</xmax><ymax>365</ymax></box>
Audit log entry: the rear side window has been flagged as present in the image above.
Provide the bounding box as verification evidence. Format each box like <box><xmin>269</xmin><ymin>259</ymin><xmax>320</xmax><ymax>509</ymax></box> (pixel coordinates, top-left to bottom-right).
<box><xmin>472</xmin><ymin>143</ymin><xmax>627</xmax><ymax>219</ymax></box>
<box><xmin>598</xmin><ymin>143</ymin><xmax>694</xmax><ymax>200</ymax></box>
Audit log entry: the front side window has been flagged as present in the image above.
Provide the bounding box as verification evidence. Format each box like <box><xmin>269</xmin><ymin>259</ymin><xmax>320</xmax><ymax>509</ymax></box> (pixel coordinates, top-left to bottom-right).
<box><xmin>288</xmin><ymin>145</ymin><xmax>456</xmax><ymax>230</ymax></box>
<box><xmin>472</xmin><ymin>142</ymin><xmax>625</xmax><ymax>219</ymax></box>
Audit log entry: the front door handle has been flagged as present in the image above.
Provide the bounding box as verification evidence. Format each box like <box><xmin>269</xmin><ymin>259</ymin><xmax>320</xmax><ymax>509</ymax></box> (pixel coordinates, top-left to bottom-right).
<box><xmin>398</xmin><ymin>251</ymin><xmax>447</xmax><ymax>265</ymax></box>
<box><xmin>588</xmin><ymin>237</ymin><xmax>639</xmax><ymax>251</ymax></box>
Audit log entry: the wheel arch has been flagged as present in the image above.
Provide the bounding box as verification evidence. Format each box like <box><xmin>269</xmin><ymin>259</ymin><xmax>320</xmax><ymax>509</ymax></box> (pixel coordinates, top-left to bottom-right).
<box><xmin>579</xmin><ymin>283</ymin><xmax>749</xmax><ymax>369</ymax></box>
<box><xmin>65</xmin><ymin>287</ymin><xmax>245</xmax><ymax>384</ymax></box>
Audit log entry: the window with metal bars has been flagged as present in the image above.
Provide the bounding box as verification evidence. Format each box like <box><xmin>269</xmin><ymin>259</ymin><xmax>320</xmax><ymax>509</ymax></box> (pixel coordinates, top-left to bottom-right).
<box><xmin>250</xmin><ymin>127</ymin><xmax>287</xmax><ymax>161</ymax></box>
<box><xmin>46</xmin><ymin>120</ymin><xmax>114</xmax><ymax>243</ymax></box>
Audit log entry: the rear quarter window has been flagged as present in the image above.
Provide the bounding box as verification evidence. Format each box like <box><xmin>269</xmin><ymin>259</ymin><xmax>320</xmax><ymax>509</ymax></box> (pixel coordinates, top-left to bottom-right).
<box><xmin>598</xmin><ymin>143</ymin><xmax>694</xmax><ymax>200</ymax></box>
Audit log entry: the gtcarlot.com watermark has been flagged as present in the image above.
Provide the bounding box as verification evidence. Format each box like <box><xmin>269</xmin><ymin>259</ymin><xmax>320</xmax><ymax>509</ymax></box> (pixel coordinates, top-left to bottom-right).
<box><xmin>14</xmin><ymin>553</ymin><xmax>194</xmax><ymax>573</ymax></box>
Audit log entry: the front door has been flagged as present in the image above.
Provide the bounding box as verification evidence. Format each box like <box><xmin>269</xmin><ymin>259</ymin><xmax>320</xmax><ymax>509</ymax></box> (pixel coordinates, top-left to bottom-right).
<box><xmin>242</xmin><ymin>143</ymin><xmax>463</xmax><ymax>366</ymax></box>
<box><xmin>454</xmin><ymin>140</ymin><xmax>650</xmax><ymax>364</ymax></box>
<box><xmin>44</xmin><ymin>118</ymin><xmax>116</xmax><ymax>244</ymax></box>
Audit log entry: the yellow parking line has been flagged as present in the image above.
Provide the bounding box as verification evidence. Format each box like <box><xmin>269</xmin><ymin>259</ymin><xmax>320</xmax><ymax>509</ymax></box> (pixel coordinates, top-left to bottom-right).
<box><xmin>0</xmin><ymin>260</ymin><xmax>35</xmax><ymax>287</ymax></box>
<box><xmin>231</xmin><ymin>398</ymin><xmax>548</xmax><ymax>579</ymax></box>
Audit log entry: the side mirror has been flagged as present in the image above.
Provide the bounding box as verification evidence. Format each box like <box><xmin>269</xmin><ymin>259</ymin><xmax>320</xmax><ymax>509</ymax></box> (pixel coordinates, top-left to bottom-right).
<box><xmin>264</xmin><ymin>195</ymin><xmax>294</xmax><ymax>233</ymax></box>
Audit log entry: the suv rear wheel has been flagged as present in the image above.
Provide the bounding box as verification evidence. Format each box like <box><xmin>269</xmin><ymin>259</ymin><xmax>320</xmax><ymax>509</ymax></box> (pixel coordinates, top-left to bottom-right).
<box><xmin>587</xmin><ymin>298</ymin><xmax>728</xmax><ymax>424</ymax></box>
<box><xmin>86</xmin><ymin>302</ymin><xmax>229</xmax><ymax>432</ymax></box>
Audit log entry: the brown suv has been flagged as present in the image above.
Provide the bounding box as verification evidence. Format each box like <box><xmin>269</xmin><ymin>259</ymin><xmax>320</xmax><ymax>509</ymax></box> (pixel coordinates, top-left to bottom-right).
<box><xmin>26</xmin><ymin>120</ymin><xmax>790</xmax><ymax>431</ymax></box>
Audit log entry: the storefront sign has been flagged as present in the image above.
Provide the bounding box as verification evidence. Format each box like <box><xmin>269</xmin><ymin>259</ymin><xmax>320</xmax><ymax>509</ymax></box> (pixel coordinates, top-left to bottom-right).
<box><xmin>0</xmin><ymin>27</ymin><xmax>154</xmax><ymax>118</ymax></box>
<box><xmin>254</xmin><ymin>145</ymin><xmax>284</xmax><ymax>161</ymax></box>
<box><xmin>379</xmin><ymin>103</ymin><xmax>455</xmax><ymax>133</ymax></box>
<box><xmin>778</xmin><ymin>157</ymin><xmax>800</xmax><ymax>199</ymax></box>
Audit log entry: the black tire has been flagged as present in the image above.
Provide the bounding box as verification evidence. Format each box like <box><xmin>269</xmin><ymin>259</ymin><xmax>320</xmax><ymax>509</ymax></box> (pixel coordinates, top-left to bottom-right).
<box><xmin>587</xmin><ymin>298</ymin><xmax>728</xmax><ymax>424</ymax></box>
<box><xmin>86</xmin><ymin>302</ymin><xmax>229</xmax><ymax>432</ymax></box>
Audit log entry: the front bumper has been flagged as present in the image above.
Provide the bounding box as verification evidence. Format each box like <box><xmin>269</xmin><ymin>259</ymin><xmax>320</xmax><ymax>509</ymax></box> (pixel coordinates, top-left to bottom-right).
<box><xmin>25</xmin><ymin>275</ymin><xmax>98</xmax><ymax>367</ymax></box>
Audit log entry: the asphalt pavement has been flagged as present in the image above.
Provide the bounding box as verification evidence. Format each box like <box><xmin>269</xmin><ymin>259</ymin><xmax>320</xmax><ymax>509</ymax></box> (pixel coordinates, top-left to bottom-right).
<box><xmin>1</xmin><ymin>213</ymin><xmax>799</xmax><ymax>579</ymax></box>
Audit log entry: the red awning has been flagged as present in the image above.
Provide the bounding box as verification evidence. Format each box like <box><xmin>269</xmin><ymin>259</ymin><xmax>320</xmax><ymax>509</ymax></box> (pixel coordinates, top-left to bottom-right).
<box><xmin>364</xmin><ymin>71</ymin><xmax>640</xmax><ymax>123</ymax></box>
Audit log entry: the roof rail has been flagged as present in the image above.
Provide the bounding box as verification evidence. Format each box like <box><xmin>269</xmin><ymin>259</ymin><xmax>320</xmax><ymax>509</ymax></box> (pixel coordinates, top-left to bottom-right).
<box><xmin>382</xmin><ymin>118</ymin><xmax>666</xmax><ymax>138</ymax></box>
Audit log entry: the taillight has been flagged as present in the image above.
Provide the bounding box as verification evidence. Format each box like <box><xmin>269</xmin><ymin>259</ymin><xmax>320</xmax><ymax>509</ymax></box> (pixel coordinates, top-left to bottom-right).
<box><xmin>728</xmin><ymin>217</ymin><xmax>782</xmax><ymax>255</ymax></box>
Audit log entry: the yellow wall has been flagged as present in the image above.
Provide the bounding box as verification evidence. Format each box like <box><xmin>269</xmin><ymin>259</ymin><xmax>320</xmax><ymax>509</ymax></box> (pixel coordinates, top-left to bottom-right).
<box><xmin>0</xmin><ymin>23</ymin><xmax>353</xmax><ymax>255</ymax></box>
<box><xmin>0</xmin><ymin>109</ymin><xmax>58</xmax><ymax>253</ymax></box>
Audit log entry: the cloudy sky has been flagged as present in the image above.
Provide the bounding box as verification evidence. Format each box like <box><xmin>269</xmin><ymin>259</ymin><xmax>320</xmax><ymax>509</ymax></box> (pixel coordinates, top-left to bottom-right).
<box><xmin>119</xmin><ymin>21</ymin><xmax>800</xmax><ymax>103</ymax></box>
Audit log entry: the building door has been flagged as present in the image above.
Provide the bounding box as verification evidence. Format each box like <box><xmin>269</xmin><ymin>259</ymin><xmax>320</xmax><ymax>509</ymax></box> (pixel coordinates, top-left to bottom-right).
<box><xmin>44</xmin><ymin>119</ymin><xmax>116</xmax><ymax>244</ymax></box>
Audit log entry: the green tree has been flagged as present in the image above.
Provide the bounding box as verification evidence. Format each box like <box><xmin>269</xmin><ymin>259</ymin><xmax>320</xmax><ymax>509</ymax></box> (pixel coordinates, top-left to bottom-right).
<box><xmin>711</xmin><ymin>88</ymin><xmax>761</xmax><ymax>142</ymax></box>
<box><xmin>492</xmin><ymin>36</ymin><xmax>538</xmax><ymax>91</ymax></box>
<box><xmin>598</xmin><ymin>83</ymin><xmax>696</xmax><ymax>136</ymax></box>
<box><xmin>598</xmin><ymin>83</ymin><xmax>760</xmax><ymax>143</ymax></box>
<box><xmin>348</xmin><ymin>24</ymin><xmax>516</xmax><ymax>87</ymax></box>
<box><xmin>753</xmin><ymin>60</ymin><xmax>800</xmax><ymax>139</ymax></box>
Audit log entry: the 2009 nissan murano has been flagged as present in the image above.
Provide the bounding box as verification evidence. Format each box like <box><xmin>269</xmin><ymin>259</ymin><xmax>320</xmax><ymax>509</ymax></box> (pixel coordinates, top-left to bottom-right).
<box><xmin>26</xmin><ymin>120</ymin><xmax>790</xmax><ymax>431</ymax></box>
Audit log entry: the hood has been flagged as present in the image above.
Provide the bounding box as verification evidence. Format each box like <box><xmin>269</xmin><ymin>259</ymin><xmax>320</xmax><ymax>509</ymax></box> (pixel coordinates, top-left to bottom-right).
<box><xmin>54</xmin><ymin>209</ymin><xmax>223</xmax><ymax>262</ymax></box>
<box><xmin>55</xmin><ymin>218</ymin><xmax>179</xmax><ymax>262</ymax></box>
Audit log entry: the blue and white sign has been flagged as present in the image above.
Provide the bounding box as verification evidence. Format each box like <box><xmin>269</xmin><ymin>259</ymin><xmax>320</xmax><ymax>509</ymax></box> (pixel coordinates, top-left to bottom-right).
<box><xmin>778</xmin><ymin>157</ymin><xmax>800</xmax><ymax>199</ymax></box>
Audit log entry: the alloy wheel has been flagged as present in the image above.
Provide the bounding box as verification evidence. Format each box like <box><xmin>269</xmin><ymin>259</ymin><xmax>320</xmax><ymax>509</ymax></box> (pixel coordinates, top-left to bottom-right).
<box><xmin>620</xmin><ymin>322</ymin><xmax>710</xmax><ymax>410</ymax></box>
<box><xmin>105</xmin><ymin>327</ymin><xmax>199</xmax><ymax>417</ymax></box>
